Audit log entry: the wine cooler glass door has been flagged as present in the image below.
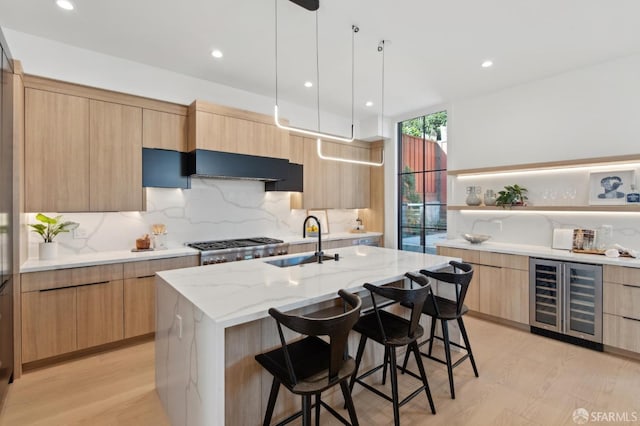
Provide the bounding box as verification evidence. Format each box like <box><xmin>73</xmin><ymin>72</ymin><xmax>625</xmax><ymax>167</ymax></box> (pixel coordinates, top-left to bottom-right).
<box><xmin>563</xmin><ymin>263</ymin><xmax>602</xmax><ymax>342</ymax></box>
<box><xmin>530</xmin><ymin>258</ymin><xmax>562</xmax><ymax>332</ymax></box>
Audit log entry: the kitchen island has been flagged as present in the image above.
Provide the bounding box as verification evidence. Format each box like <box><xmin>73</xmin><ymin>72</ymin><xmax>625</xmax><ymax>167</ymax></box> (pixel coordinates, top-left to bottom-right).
<box><xmin>155</xmin><ymin>245</ymin><xmax>458</xmax><ymax>426</ymax></box>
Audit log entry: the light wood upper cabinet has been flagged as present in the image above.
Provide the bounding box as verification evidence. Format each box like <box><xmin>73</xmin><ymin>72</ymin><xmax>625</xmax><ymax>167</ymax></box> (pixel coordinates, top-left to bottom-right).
<box><xmin>187</xmin><ymin>100</ymin><xmax>290</xmax><ymax>159</ymax></box>
<box><xmin>142</xmin><ymin>109</ymin><xmax>188</xmax><ymax>151</ymax></box>
<box><xmin>25</xmin><ymin>88</ymin><xmax>90</xmax><ymax>212</ymax></box>
<box><xmin>77</xmin><ymin>280</ymin><xmax>124</xmax><ymax>349</ymax></box>
<box><xmin>292</xmin><ymin>136</ymin><xmax>371</xmax><ymax>209</ymax></box>
<box><xmin>89</xmin><ymin>100</ymin><xmax>143</xmax><ymax>211</ymax></box>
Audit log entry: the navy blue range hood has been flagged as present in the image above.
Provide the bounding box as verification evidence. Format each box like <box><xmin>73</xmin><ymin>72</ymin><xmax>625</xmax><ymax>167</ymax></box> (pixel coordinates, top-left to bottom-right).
<box><xmin>186</xmin><ymin>149</ymin><xmax>289</xmax><ymax>181</ymax></box>
<box><xmin>144</xmin><ymin>148</ymin><xmax>303</xmax><ymax>191</ymax></box>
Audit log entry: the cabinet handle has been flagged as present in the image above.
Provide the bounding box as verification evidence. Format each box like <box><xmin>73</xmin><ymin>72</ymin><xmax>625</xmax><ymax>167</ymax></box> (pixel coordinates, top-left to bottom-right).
<box><xmin>622</xmin><ymin>284</ymin><xmax>640</xmax><ymax>289</ymax></box>
<box><xmin>623</xmin><ymin>316</ymin><xmax>640</xmax><ymax>323</ymax></box>
<box><xmin>137</xmin><ymin>275</ymin><xmax>155</xmax><ymax>279</ymax></box>
<box><xmin>75</xmin><ymin>281</ymin><xmax>110</xmax><ymax>289</ymax></box>
<box><xmin>480</xmin><ymin>264</ymin><xmax>502</xmax><ymax>269</ymax></box>
<box><xmin>39</xmin><ymin>280</ymin><xmax>110</xmax><ymax>292</ymax></box>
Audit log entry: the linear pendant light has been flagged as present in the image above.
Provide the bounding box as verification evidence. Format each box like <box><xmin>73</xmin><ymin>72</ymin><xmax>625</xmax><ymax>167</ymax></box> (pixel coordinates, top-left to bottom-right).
<box><xmin>316</xmin><ymin>39</ymin><xmax>387</xmax><ymax>167</ymax></box>
<box><xmin>316</xmin><ymin>138</ymin><xmax>385</xmax><ymax>166</ymax></box>
<box><xmin>274</xmin><ymin>0</ymin><xmax>356</xmax><ymax>143</ymax></box>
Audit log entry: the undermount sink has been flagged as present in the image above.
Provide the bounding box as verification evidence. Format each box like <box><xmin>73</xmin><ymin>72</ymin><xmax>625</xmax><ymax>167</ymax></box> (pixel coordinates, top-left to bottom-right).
<box><xmin>264</xmin><ymin>253</ymin><xmax>338</xmax><ymax>268</ymax></box>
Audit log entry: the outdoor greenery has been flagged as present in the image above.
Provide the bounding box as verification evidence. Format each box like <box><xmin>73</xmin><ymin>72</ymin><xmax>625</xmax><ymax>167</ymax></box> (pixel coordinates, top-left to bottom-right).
<box><xmin>29</xmin><ymin>213</ymin><xmax>79</xmax><ymax>243</ymax></box>
<box><xmin>401</xmin><ymin>166</ymin><xmax>421</xmax><ymax>203</ymax></box>
<box><xmin>401</xmin><ymin>111</ymin><xmax>448</xmax><ymax>140</ymax></box>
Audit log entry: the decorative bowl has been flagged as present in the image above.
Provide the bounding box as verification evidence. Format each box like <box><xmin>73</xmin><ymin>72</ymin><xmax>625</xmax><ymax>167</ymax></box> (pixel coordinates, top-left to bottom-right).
<box><xmin>462</xmin><ymin>233</ymin><xmax>491</xmax><ymax>244</ymax></box>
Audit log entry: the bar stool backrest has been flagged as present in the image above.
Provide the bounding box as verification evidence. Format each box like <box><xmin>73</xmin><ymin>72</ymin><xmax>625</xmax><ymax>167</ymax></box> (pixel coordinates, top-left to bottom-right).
<box><xmin>363</xmin><ymin>282</ymin><xmax>431</xmax><ymax>344</ymax></box>
<box><xmin>419</xmin><ymin>260</ymin><xmax>474</xmax><ymax>316</ymax></box>
<box><xmin>268</xmin><ymin>289</ymin><xmax>362</xmax><ymax>384</ymax></box>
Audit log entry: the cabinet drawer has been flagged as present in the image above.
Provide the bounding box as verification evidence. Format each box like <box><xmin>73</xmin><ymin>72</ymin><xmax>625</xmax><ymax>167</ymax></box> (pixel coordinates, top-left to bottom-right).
<box><xmin>478</xmin><ymin>252</ymin><xmax>528</xmax><ymax>270</ymax></box>
<box><xmin>21</xmin><ymin>263</ymin><xmax>124</xmax><ymax>292</ymax></box>
<box><xmin>123</xmin><ymin>255</ymin><xmax>199</xmax><ymax>279</ymax></box>
<box><xmin>437</xmin><ymin>247</ymin><xmax>479</xmax><ymax>264</ymax></box>
<box><xmin>603</xmin><ymin>265</ymin><xmax>640</xmax><ymax>287</ymax></box>
<box><xmin>604</xmin><ymin>313</ymin><xmax>640</xmax><ymax>353</ymax></box>
<box><xmin>603</xmin><ymin>282</ymin><xmax>640</xmax><ymax>319</ymax></box>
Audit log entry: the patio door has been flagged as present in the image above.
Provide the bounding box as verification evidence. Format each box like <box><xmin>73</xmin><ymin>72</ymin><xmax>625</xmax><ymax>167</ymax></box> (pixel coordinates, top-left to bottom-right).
<box><xmin>398</xmin><ymin>111</ymin><xmax>447</xmax><ymax>254</ymax></box>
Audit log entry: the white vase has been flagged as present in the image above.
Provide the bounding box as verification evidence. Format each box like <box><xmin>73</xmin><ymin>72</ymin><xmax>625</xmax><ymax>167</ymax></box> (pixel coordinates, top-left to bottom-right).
<box><xmin>39</xmin><ymin>242</ymin><xmax>58</xmax><ymax>260</ymax></box>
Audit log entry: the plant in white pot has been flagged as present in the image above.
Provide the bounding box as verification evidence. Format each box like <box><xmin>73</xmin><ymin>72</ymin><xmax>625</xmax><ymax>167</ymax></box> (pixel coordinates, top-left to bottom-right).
<box><xmin>29</xmin><ymin>213</ymin><xmax>79</xmax><ymax>260</ymax></box>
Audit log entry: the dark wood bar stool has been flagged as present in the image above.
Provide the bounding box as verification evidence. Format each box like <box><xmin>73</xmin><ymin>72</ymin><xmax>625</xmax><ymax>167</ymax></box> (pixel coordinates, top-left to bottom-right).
<box><xmin>255</xmin><ymin>290</ymin><xmax>362</xmax><ymax>426</ymax></box>
<box><xmin>402</xmin><ymin>261</ymin><xmax>479</xmax><ymax>399</ymax></box>
<box><xmin>348</xmin><ymin>282</ymin><xmax>436</xmax><ymax>426</ymax></box>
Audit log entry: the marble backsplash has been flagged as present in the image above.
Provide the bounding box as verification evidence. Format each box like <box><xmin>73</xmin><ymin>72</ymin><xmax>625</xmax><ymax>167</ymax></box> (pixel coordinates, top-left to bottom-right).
<box><xmin>26</xmin><ymin>178</ymin><xmax>360</xmax><ymax>258</ymax></box>
<box><xmin>449</xmin><ymin>210</ymin><xmax>640</xmax><ymax>251</ymax></box>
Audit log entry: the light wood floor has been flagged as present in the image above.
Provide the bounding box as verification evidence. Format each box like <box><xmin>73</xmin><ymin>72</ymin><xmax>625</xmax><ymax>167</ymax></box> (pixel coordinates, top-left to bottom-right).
<box><xmin>1</xmin><ymin>317</ymin><xmax>639</xmax><ymax>425</ymax></box>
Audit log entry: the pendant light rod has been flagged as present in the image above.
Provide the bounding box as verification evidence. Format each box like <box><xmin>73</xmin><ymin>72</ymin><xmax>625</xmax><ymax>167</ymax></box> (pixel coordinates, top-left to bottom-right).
<box><xmin>274</xmin><ymin>0</ymin><xmax>356</xmax><ymax>143</ymax></box>
<box><xmin>316</xmin><ymin>37</ymin><xmax>386</xmax><ymax>167</ymax></box>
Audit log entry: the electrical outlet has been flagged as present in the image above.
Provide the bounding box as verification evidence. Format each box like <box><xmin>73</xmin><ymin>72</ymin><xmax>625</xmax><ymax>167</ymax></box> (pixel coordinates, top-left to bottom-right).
<box><xmin>73</xmin><ymin>227</ymin><xmax>88</xmax><ymax>239</ymax></box>
<box><xmin>492</xmin><ymin>220</ymin><xmax>503</xmax><ymax>231</ymax></box>
<box><xmin>176</xmin><ymin>314</ymin><xmax>183</xmax><ymax>339</ymax></box>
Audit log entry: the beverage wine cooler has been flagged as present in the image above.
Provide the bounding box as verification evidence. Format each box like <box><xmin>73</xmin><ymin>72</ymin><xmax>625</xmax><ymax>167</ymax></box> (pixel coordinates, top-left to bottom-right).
<box><xmin>529</xmin><ymin>258</ymin><xmax>602</xmax><ymax>347</ymax></box>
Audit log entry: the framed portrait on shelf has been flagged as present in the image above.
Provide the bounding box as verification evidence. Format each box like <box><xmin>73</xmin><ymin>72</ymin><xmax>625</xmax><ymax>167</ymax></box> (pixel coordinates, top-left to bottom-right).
<box><xmin>588</xmin><ymin>170</ymin><xmax>634</xmax><ymax>205</ymax></box>
<box><xmin>306</xmin><ymin>209</ymin><xmax>329</xmax><ymax>234</ymax></box>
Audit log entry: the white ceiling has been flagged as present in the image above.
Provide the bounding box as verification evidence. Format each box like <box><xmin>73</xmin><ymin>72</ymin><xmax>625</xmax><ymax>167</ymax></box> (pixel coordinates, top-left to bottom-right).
<box><xmin>1</xmin><ymin>0</ymin><xmax>640</xmax><ymax>121</ymax></box>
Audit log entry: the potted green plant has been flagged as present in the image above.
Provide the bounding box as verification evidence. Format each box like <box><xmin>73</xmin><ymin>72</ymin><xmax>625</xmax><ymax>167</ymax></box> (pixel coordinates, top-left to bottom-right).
<box><xmin>496</xmin><ymin>184</ymin><xmax>528</xmax><ymax>209</ymax></box>
<box><xmin>29</xmin><ymin>213</ymin><xmax>79</xmax><ymax>260</ymax></box>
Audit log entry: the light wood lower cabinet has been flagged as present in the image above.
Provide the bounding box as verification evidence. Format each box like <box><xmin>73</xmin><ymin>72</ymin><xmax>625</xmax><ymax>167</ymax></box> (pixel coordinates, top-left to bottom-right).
<box><xmin>122</xmin><ymin>255</ymin><xmax>199</xmax><ymax>339</ymax></box>
<box><xmin>22</xmin><ymin>288</ymin><xmax>77</xmax><ymax>363</ymax></box>
<box><xmin>603</xmin><ymin>313</ymin><xmax>640</xmax><ymax>353</ymax></box>
<box><xmin>124</xmin><ymin>277</ymin><xmax>155</xmax><ymax>338</ymax></box>
<box><xmin>21</xmin><ymin>255</ymin><xmax>199</xmax><ymax>364</ymax></box>
<box><xmin>436</xmin><ymin>247</ymin><xmax>529</xmax><ymax>324</ymax></box>
<box><xmin>603</xmin><ymin>265</ymin><xmax>640</xmax><ymax>353</ymax></box>
<box><xmin>478</xmin><ymin>265</ymin><xmax>529</xmax><ymax>323</ymax></box>
<box><xmin>77</xmin><ymin>280</ymin><xmax>124</xmax><ymax>349</ymax></box>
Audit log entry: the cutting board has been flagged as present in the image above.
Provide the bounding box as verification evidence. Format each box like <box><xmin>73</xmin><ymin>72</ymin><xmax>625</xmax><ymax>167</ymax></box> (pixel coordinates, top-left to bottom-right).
<box><xmin>552</xmin><ymin>228</ymin><xmax>573</xmax><ymax>250</ymax></box>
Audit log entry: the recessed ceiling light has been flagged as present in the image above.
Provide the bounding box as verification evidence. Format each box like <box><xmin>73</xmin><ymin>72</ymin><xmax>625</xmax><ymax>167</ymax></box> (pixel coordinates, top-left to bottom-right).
<box><xmin>211</xmin><ymin>49</ymin><xmax>223</xmax><ymax>59</ymax></box>
<box><xmin>56</xmin><ymin>0</ymin><xmax>74</xmax><ymax>10</ymax></box>
<box><xmin>304</xmin><ymin>81</ymin><xmax>313</xmax><ymax>88</ymax></box>
<box><xmin>365</xmin><ymin>101</ymin><xmax>374</xmax><ymax>107</ymax></box>
<box><xmin>481</xmin><ymin>60</ymin><xmax>493</xmax><ymax>68</ymax></box>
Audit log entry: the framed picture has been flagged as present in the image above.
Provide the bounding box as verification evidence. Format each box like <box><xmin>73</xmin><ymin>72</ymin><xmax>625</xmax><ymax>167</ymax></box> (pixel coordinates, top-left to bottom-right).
<box><xmin>306</xmin><ymin>209</ymin><xmax>329</xmax><ymax>234</ymax></box>
<box><xmin>589</xmin><ymin>170</ymin><xmax>634</xmax><ymax>205</ymax></box>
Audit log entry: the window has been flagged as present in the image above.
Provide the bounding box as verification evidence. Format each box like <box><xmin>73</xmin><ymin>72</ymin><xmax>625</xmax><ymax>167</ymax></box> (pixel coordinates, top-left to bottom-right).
<box><xmin>398</xmin><ymin>111</ymin><xmax>447</xmax><ymax>254</ymax></box>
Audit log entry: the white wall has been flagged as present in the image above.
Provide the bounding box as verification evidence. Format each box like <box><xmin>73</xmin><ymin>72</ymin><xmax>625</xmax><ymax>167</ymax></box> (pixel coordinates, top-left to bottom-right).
<box><xmin>3</xmin><ymin>28</ymin><xmax>361</xmax><ymax>138</ymax></box>
<box><xmin>391</xmin><ymin>52</ymin><xmax>640</xmax><ymax>252</ymax></box>
<box><xmin>449</xmin><ymin>53</ymin><xmax>640</xmax><ymax>171</ymax></box>
<box><xmin>447</xmin><ymin>52</ymin><xmax>640</xmax><ymax>251</ymax></box>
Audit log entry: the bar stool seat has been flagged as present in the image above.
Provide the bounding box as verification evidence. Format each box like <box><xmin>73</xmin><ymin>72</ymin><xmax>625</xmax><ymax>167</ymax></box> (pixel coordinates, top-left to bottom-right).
<box><xmin>423</xmin><ymin>295</ymin><xmax>468</xmax><ymax>320</ymax></box>
<box><xmin>255</xmin><ymin>290</ymin><xmax>362</xmax><ymax>426</ymax></box>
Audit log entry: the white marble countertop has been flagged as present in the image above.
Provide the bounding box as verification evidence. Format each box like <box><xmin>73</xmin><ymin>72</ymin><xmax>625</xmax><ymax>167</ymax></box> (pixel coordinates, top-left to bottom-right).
<box><xmin>20</xmin><ymin>232</ymin><xmax>383</xmax><ymax>273</ymax></box>
<box><xmin>438</xmin><ymin>239</ymin><xmax>640</xmax><ymax>268</ymax></box>
<box><xmin>157</xmin><ymin>245</ymin><xmax>457</xmax><ymax>328</ymax></box>
<box><xmin>21</xmin><ymin>247</ymin><xmax>200</xmax><ymax>273</ymax></box>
